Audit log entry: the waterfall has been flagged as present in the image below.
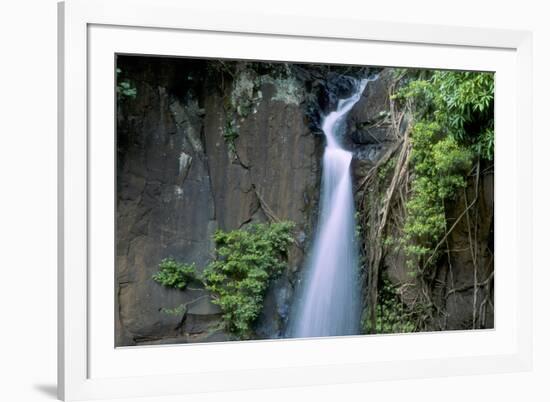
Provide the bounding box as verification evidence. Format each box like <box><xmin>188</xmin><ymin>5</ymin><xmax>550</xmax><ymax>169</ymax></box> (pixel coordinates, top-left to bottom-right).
<box><xmin>288</xmin><ymin>78</ymin><xmax>368</xmax><ymax>338</ymax></box>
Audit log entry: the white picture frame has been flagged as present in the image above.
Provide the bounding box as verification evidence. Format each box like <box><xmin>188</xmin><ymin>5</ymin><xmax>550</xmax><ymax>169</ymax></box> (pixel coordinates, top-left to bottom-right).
<box><xmin>58</xmin><ymin>0</ymin><xmax>533</xmax><ymax>400</ymax></box>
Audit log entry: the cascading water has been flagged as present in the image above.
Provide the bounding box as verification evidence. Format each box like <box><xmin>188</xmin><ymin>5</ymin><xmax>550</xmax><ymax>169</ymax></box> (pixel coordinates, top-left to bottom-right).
<box><xmin>288</xmin><ymin>78</ymin><xmax>369</xmax><ymax>338</ymax></box>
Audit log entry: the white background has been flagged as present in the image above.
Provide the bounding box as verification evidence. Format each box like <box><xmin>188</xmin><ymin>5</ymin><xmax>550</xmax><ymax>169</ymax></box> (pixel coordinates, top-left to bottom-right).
<box><xmin>0</xmin><ymin>0</ymin><xmax>547</xmax><ymax>401</ymax></box>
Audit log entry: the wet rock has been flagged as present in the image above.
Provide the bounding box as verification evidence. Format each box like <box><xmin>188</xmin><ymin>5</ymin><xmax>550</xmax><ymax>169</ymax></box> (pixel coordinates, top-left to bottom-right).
<box><xmin>349</xmin><ymin>68</ymin><xmax>394</xmax><ymax>125</ymax></box>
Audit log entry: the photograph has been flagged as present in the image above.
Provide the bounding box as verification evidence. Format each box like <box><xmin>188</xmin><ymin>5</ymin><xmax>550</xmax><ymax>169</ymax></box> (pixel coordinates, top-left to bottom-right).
<box><xmin>115</xmin><ymin>55</ymin><xmax>494</xmax><ymax>346</ymax></box>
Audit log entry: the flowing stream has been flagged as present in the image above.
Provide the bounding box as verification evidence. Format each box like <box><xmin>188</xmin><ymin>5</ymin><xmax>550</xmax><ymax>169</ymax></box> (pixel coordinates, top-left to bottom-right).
<box><xmin>288</xmin><ymin>78</ymin><xmax>369</xmax><ymax>338</ymax></box>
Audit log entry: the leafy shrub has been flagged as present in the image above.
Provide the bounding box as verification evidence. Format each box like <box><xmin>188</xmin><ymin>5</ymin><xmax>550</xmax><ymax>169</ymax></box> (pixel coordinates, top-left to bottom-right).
<box><xmin>203</xmin><ymin>221</ymin><xmax>295</xmax><ymax>339</ymax></box>
<box><xmin>152</xmin><ymin>258</ymin><xmax>197</xmax><ymax>290</ymax></box>
<box><xmin>152</xmin><ymin>221</ymin><xmax>295</xmax><ymax>339</ymax></box>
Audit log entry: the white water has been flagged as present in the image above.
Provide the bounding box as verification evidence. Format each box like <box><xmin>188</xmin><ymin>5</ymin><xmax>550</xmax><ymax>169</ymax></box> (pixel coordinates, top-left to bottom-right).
<box><xmin>288</xmin><ymin>79</ymin><xmax>368</xmax><ymax>338</ymax></box>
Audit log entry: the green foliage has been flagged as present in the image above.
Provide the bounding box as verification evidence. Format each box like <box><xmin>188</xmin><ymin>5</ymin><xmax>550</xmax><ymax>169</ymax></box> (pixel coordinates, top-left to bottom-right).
<box><xmin>403</xmin><ymin>122</ymin><xmax>472</xmax><ymax>261</ymax></box>
<box><xmin>432</xmin><ymin>136</ymin><xmax>473</xmax><ymax>198</ymax></box>
<box><xmin>396</xmin><ymin>70</ymin><xmax>494</xmax><ymax>160</ymax></box>
<box><xmin>116</xmin><ymin>68</ymin><xmax>137</xmax><ymax>100</ymax></box>
<box><xmin>431</xmin><ymin>71</ymin><xmax>493</xmax><ymax>142</ymax></box>
<box><xmin>394</xmin><ymin>70</ymin><xmax>492</xmax><ymax>268</ymax></box>
<box><xmin>203</xmin><ymin>221</ymin><xmax>295</xmax><ymax>339</ymax></box>
<box><xmin>362</xmin><ymin>276</ymin><xmax>415</xmax><ymax>334</ymax></box>
<box><xmin>152</xmin><ymin>258</ymin><xmax>197</xmax><ymax>290</ymax></box>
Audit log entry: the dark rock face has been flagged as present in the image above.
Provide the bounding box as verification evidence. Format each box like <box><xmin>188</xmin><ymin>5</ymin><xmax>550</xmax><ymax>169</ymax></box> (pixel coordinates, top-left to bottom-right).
<box><xmin>116</xmin><ymin>59</ymin><xmax>220</xmax><ymax>345</ymax></box>
<box><xmin>116</xmin><ymin>57</ymin><xmax>323</xmax><ymax>345</ymax></box>
<box><xmin>349</xmin><ymin>69</ymin><xmax>397</xmax><ymax>163</ymax></box>
<box><xmin>437</xmin><ymin>171</ymin><xmax>494</xmax><ymax>329</ymax></box>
